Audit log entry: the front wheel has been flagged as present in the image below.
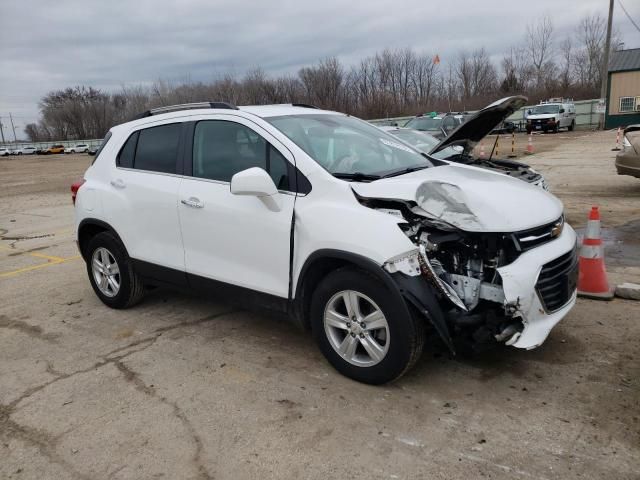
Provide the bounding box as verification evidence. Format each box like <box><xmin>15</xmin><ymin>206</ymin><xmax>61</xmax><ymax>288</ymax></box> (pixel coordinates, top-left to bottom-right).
<box><xmin>310</xmin><ymin>268</ymin><xmax>424</xmax><ymax>384</ymax></box>
<box><xmin>86</xmin><ymin>232</ymin><xmax>145</xmax><ymax>309</ymax></box>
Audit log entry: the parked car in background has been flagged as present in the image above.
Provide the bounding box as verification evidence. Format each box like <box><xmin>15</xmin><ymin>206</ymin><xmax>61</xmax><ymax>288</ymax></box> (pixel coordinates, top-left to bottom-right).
<box><xmin>404</xmin><ymin>112</ymin><xmax>469</xmax><ymax>140</ymax></box>
<box><xmin>74</xmin><ymin>97</ymin><xmax>577</xmax><ymax>384</ymax></box>
<box><xmin>616</xmin><ymin>125</ymin><xmax>640</xmax><ymax>179</ymax></box>
<box><xmin>526</xmin><ymin>98</ymin><xmax>576</xmax><ymax>133</ymax></box>
<box><xmin>44</xmin><ymin>144</ymin><xmax>65</xmax><ymax>154</ymax></box>
<box><xmin>490</xmin><ymin>120</ymin><xmax>517</xmax><ymax>134</ymax></box>
<box><xmin>0</xmin><ymin>147</ymin><xmax>10</xmax><ymax>156</ymax></box>
<box><xmin>15</xmin><ymin>146</ymin><xmax>38</xmax><ymax>155</ymax></box>
<box><xmin>65</xmin><ymin>144</ymin><xmax>90</xmax><ymax>154</ymax></box>
<box><xmin>87</xmin><ymin>145</ymin><xmax>100</xmax><ymax>155</ymax></box>
<box><xmin>381</xmin><ymin>122</ymin><xmax>547</xmax><ymax>189</ymax></box>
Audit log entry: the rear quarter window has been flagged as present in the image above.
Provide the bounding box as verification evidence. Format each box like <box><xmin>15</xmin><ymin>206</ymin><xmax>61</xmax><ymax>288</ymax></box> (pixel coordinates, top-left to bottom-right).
<box><xmin>91</xmin><ymin>131</ymin><xmax>112</xmax><ymax>165</ymax></box>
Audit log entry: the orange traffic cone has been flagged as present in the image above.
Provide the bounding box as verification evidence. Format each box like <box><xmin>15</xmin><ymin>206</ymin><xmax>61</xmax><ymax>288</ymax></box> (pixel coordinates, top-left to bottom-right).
<box><xmin>577</xmin><ymin>206</ymin><xmax>614</xmax><ymax>300</ymax></box>
<box><xmin>525</xmin><ymin>133</ymin><xmax>535</xmax><ymax>154</ymax></box>
<box><xmin>612</xmin><ymin>127</ymin><xmax>621</xmax><ymax>151</ymax></box>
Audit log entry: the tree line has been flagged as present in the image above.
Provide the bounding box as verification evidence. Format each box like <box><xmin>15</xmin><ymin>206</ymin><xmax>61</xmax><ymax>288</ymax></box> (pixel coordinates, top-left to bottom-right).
<box><xmin>25</xmin><ymin>13</ymin><xmax>619</xmax><ymax>141</ymax></box>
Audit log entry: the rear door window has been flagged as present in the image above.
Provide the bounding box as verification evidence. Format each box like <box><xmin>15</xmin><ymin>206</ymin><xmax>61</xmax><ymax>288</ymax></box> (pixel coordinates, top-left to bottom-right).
<box><xmin>133</xmin><ymin>123</ymin><xmax>181</xmax><ymax>174</ymax></box>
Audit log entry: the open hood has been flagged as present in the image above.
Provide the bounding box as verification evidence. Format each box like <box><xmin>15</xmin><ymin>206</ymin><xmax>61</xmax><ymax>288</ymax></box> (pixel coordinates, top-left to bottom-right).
<box><xmin>351</xmin><ymin>164</ymin><xmax>562</xmax><ymax>232</ymax></box>
<box><xmin>429</xmin><ymin>96</ymin><xmax>527</xmax><ymax>156</ymax></box>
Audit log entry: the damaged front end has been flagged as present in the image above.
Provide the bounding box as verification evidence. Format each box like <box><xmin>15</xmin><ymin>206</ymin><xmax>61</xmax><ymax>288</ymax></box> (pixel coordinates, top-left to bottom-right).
<box><xmin>361</xmin><ymin>195</ymin><xmax>555</xmax><ymax>353</ymax></box>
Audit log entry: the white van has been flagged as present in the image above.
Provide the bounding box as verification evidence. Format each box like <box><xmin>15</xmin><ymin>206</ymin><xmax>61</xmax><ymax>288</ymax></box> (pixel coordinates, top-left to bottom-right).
<box><xmin>526</xmin><ymin>98</ymin><xmax>576</xmax><ymax>133</ymax></box>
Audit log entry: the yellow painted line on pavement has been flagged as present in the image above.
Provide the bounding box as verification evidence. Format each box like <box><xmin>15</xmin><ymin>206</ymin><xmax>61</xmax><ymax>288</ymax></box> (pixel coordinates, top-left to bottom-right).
<box><xmin>0</xmin><ymin>255</ymin><xmax>82</xmax><ymax>278</ymax></box>
<box><xmin>0</xmin><ymin>242</ymin><xmax>70</xmax><ymax>262</ymax></box>
<box><xmin>28</xmin><ymin>252</ymin><xmax>66</xmax><ymax>262</ymax></box>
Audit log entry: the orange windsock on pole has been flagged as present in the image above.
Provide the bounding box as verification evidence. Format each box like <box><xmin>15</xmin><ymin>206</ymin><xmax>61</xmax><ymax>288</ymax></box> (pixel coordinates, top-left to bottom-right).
<box><xmin>577</xmin><ymin>206</ymin><xmax>614</xmax><ymax>300</ymax></box>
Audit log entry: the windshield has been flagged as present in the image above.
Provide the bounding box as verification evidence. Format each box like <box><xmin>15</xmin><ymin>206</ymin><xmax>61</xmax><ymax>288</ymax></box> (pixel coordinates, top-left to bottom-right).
<box><xmin>531</xmin><ymin>105</ymin><xmax>560</xmax><ymax>114</ymax></box>
<box><xmin>404</xmin><ymin>117</ymin><xmax>443</xmax><ymax>132</ymax></box>
<box><xmin>266</xmin><ymin>114</ymin><xmax>432</xmax><ymax>177</ymax></box>
<box><xmin>387</xmin><ymin>129</ymin><xmax>439</xmax><ymax>153</ymax></box>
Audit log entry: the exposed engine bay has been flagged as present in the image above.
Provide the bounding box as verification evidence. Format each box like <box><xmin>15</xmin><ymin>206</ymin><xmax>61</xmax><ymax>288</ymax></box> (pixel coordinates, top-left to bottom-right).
<box><xmin>441</xmin><ymin>153</ymin><xmax>545</xmax><ymax>187</ymax></box>
<box><xmin>361</xmin><ymin>195</ymin><xmax>531</xmax><ymax>350</ymax></box>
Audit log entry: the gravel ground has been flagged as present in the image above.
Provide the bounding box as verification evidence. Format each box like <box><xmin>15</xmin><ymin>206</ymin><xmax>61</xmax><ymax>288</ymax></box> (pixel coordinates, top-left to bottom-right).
<box><xmin>1</xmin><ymin>135</ymin><xmax>638</xmax><ymax>480</ymax></box>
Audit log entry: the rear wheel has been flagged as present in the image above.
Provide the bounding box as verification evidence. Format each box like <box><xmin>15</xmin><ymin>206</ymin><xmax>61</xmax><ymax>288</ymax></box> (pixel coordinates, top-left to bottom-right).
<box><xmin>568</xmin><ymin>120</ymin><xmax>575</xmax><ymax>132</ymax></box>
<box><xmin>310</xmin><ymin>268</ymin><xmax>424</xmax><ymax>384</ymax></box>
<box><xmin>86</xmin><ymin>232</ymin><xmax>144</xmax><ymax>309</ymax></box>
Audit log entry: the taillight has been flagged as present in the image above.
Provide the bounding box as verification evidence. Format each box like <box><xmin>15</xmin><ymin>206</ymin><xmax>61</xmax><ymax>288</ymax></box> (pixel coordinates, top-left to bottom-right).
<box><xmin>71</xmin><ymin>179</ymin><xmax>85</xmax><ymax>205</ymax></box>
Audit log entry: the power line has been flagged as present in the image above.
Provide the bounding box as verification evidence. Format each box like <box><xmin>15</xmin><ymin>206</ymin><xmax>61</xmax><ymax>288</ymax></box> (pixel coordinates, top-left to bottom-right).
<box><xmin>618</xmin><ymin>0</ymin><xmax>640</xmax><ymax>33</ymax></box>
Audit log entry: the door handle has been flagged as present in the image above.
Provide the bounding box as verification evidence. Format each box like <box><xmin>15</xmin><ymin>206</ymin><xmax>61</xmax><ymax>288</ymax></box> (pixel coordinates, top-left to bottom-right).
<box><xmin>181</xmin><ymin>197</ymin><xmax>204</xmax><ymax>209</ymax></box>
<box><xmin>110</xmin><ymin>179</ymin><xmax>126</xmax><ymax>189</ymax></box>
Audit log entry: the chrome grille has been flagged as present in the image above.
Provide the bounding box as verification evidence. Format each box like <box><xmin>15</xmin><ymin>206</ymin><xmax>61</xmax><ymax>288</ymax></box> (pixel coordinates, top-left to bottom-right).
<box><xmin>512</xmin><ymin>216</ymin><xmax>564</xmax><ymax>252</ymax></box>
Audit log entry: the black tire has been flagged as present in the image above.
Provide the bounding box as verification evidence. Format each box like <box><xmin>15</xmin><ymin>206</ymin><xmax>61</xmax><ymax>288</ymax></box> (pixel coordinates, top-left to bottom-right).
<box><xmin>310</xmin><ymin>268</ymin><xmax>424</xmax><ymax>384</ymax></box>
<box><xmin>85</xmin><ymin>232</ymin><xmax>144</xmax><ymax>309</ymax></box>
<box><xmin>568</xmin><ymin>120</ymin><xmax>575</xmax><ymax>132</ymax></box>
<box><xmin>554</xmin><ymin>123</ymin><xmax>559</xmax><ymax>134</ymax></box>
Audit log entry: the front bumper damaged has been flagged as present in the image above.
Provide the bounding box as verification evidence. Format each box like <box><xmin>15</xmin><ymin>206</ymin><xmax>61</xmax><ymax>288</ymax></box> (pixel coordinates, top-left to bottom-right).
<box><xmin>384</xmin><ymin>224</ymin><xmax>578</xmax><ymax>352</ymax></box>
<box><xmin>497</xmin><ymin>224</ymin><xmax>577</xmax><ymax>349</ymax></box>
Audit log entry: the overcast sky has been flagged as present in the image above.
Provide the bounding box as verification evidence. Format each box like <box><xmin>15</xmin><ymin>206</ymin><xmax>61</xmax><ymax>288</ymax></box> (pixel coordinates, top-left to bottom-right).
<box><xmin>1</xmin><ymin>0</ymin><xmax>638</xmax><ymax>136</ymax></box>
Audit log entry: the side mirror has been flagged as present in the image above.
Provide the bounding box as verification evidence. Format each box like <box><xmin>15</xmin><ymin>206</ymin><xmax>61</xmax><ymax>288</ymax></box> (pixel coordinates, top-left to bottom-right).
<box><xmin>559</xmin><ymin>108</ymin><xmax>565</xmax><ymax>113</ymax></box>
<box><xmin>230</xmin><ymin>167</ymin><xmax>281</xmax><ymax>211</ymax></box>
<box><xmin>527</xmin><ymin>109</ymin><xmax>532</xmax><ymax>115</ymax></box>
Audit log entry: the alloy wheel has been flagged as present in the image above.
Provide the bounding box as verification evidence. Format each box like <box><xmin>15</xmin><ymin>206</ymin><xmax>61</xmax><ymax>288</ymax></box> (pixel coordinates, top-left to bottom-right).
<box><xmin>323</xmin><ymin>290</ymin><xmax>390</xmax><ymax>367</ymax></box>
<box><xmin>91</xmin><ymin>247</ymin><xmax>120</xmax><ymax>297</ymax></box>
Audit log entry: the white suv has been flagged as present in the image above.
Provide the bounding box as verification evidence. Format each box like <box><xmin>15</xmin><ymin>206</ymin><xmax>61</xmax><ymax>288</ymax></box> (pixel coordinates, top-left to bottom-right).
<box><xmin>74</xmin><ymin>98</ymin><xmax>578</xmax><ymax>384</ymax></box>
<box><xmin>65</xmin><ymin>144</ymin><xmax>90</xmax><ymax>154</ymax></box>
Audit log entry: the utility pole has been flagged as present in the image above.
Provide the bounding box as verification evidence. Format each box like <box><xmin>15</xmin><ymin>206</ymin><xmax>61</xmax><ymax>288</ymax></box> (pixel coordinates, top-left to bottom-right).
<box><xmin>600</xmin><ymin>0</ymin><xmax>614</xmax><ymax>129</ymax></box>
<box><xmin>0</xmin><ymin>117</ymin><xmax>6</xmax><ymax>144</ymax></box>
<box><xmin>9</xmin><ymin>113</ymin><xmax>17</xmax><ymax>142</ymax></box>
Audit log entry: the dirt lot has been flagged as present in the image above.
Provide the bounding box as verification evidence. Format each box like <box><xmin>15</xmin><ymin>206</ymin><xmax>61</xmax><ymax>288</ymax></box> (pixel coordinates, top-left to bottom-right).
<box><xmin>1</xmin><ymin>134</ymin><xmax>639</xmax><ymax>480</ymax></box>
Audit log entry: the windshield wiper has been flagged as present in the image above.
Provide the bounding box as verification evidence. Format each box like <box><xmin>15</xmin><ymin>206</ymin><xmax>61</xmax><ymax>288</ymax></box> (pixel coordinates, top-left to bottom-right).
<box><xmin>381</xmin><ymin>165</ymin><xmax>430</xmax><ymax>178</ymax></box>
<box><xmin>332</xmin><ymin>172</ymin><xmax>381</xmax><ymax>182</ymax></box>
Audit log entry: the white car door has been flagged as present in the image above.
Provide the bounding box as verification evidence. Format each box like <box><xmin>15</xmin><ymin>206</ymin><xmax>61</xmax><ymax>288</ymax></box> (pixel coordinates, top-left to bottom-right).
<box><xmin>178</xmin><ymin>116</ymin><xmax>296</xmax><ymax>299</ymax></box>
<box><xmin>103</xmin><ymin>121</ymin><xmax>186</xmax><ymax>278</ymax></box>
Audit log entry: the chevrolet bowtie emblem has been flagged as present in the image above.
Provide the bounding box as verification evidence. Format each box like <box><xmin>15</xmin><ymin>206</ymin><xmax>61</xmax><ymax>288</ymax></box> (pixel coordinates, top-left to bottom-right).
<box><xmin>551</xmin><ymin>220</ymin><xmax>564</xmax><ymax>238</ymax></box>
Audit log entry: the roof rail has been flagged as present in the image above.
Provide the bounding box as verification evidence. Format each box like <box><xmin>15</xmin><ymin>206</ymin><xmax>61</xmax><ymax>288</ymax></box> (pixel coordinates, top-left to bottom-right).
<box><xmin>291</xmin><ymin>103</ymin><xmax>319</xmax><ymax>109</ymax></box>
<box><xmin>132</xmin><ymin>101</ymin><xmax>238</xmax><ymax>120</ymax></box>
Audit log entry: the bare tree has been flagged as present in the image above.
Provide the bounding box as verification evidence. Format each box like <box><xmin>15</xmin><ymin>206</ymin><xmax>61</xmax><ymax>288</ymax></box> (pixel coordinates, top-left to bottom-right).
<box><xmin>558</xmin><ymin>38</ymin><xmax>573</xmax><ymax>92</ymax></box>
<box><xmin>571</xmin><ymin>14</ymin><xmax>621</xmax><ymax>95</ymax></box>
<box><xmin>526</xmin><ymin>15</ymin><xmax>555</xmax><ymax>89</ymax></box>
<box><xmin>298</xmin><ymin>57</ymin><xmax>345</xmax><ymax>110</ymax></box>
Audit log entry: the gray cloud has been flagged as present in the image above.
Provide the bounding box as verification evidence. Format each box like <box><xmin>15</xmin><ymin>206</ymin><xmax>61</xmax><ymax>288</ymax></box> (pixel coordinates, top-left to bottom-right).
<box><xmin>1</xmin><ymin>0</ymin><xmax>638</xmax><ymax>134</ymax></box>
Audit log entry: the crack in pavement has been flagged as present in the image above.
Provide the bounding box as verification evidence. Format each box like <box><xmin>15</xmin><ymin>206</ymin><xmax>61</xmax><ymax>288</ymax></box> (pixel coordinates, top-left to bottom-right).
<box><xmin>0</xmin><ymin>315</ymin><xmax>60</xmax><ymax>343</ymax></box>
<box><xmin>1</xmin><ymin>309</ymin><xmax>235</xmax><ymax>479</ymax></box>
<box><xmin>114</xmin><ymin>360</ymin><xmax>213</xmax><ymax>480</ymax></box>
<box><xmin>0</xmin><ymin>404</ymin><xmax>93</xmax><ymax>480</ymax></box>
